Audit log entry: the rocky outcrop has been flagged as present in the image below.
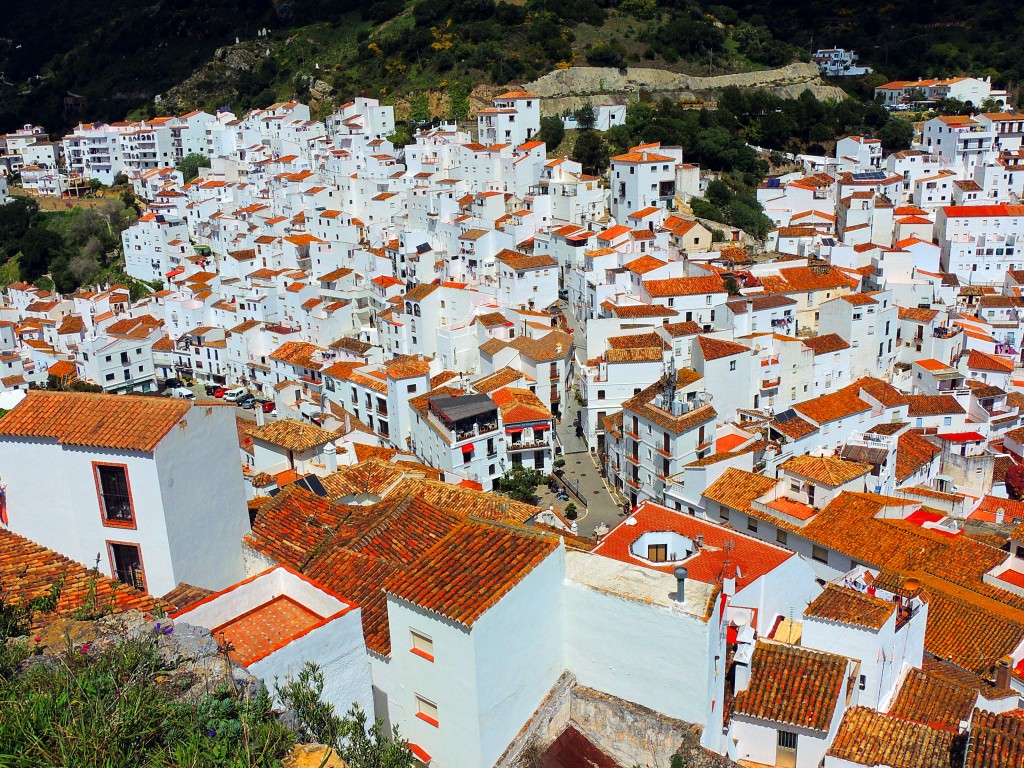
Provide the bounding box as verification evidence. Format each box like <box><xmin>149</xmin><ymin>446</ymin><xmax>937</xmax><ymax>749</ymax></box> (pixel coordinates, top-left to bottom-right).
<box><xmin>525</xmin><ymin>63</ymin><xmax>847</xmax><ymax>115</ymax></box>
<box><xmin>27</xmin><ymin>610</ymin><xmax>262</xmax><ymax>702</ymax></box>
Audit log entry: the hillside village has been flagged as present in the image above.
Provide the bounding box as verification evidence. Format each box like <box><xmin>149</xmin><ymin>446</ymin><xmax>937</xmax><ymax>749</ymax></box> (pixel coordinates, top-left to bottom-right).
<box><xmin>1</xmin><ymin>90</ymin><xmax>1024</xmax><ymax>768</ymax></box>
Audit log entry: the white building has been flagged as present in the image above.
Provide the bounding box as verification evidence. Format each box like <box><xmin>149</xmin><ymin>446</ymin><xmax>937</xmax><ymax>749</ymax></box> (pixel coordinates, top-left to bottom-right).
<box><xmin>609</xmin><ymin>143</ymin><xmax>682</xmax><ymax>221</ymax></box>
<box><xmin>172</xmin><ymin>564</ymin><xmax>374</xmax><ymax>718</ymax></box>
<box><xmin>477</xmin><ymin>91</ymin><xmax>541</xmax><ymax>147</ymax></box>
<box><xmin>935</xmin><ymin>203</ymin><xmax>1024</xmax><ymax>284</ymax></box>
<box><xmin>812</xmin><ymin>48</ymin><xmax>872</xmax><ymax>77</ymax></box>
<box><xmin>0</xmin><ymin>391</ymin><xmax>249</xmax><ymax>596</ymax></box>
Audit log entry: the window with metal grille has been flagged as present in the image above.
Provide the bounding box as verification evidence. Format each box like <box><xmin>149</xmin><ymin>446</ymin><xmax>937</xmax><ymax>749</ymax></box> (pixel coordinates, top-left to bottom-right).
<box><xmin>97</xmin><ymin>465</ymin><xmax>133</xmax><ymax>522</ymax></box>
<box><xmin>777</xmin><ymin>731</ymin><xmax>798</xmax><ymax>750</ymax></box>
<box><xmin>110</xmin><ymin>543</ymin><xmax>144</xmax><ymax>591</ymax></box>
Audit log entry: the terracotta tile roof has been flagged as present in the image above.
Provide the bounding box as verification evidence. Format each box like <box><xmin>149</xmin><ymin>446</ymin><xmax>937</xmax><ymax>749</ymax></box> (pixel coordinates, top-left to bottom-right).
<box><xmin>57</xmin><ymin>314</ymin><xmax>85</xmax><ymax>335</ymax></box>
<box><xmin>329</xmin><ymin>336</ymin><xmax>373</xmax><ymax>355</ymax></box>
<box><xmin>246</xmin><ymin>418</ymin><xmax>340</xmax><ymax>453</ymax></box>
<box><xmin>781</xmin><ymin>455</ymin><xmax>871</xmax><ymax>486</ymax></box>
<box><xmin>475</xmin><ymin>311</ymin><xmax>509</xmax><ymax>328</ymax></box>
<box><xmin>965</xmin><ymin>709</ymin><xmax>1024</xmax><ymax>768</ymax></box>
<box><xmin>605</xmin><ymin>348</ymin><xmax>663</xmax><ymax>363</ymax></box>
<box><xmin>643</xmin><ymin>275</ymin><xmax>725</xmax><ymax>298</ymax></box>
<box><xmin>46</xmin><ymin>360</ymin><xmax>78</xmax><ymax>379</ymax></box>
<box><xmin>607</xmin><ymin>332</ymin><xmax>667</xmax><ymax>351</ymax></box>
<box><xmin>430</xmin><ymin>371</ymin><xmax>459</xmax><ymax>389</ymax></box>
<box><xmin>661</xmin><ymin>321</ymin><xmax>704</xmax><ymax>337</ymax></box>
<box><xmin>804</xmin><ymin>584</ymin><xmax>894</xmax><ymax>629</ymax></box>
<box><xmin>841</xmin><ymin>292</ymin><xmax>879</xmax><ymax>306</ymax></box>
<box><xmin>906</xmin><ymin>395</ymin><xmax>965</xmax><ymax>417</ymax></box>
<box><xmin>793</xmin><ymin>390</ymin><xmax>870</xmax><ymax>425</ymax></box>
<box><xmin>472</xmin><ymin>367</ymin><xmax>524</xmax><ymax>394</ymax></box>
<box><xmin>733</xmin><ymin>641</ymin><xmax>849</xmax><ymax>731</ymax></box>
<box><xmin>592</xmin><ymin>501</ymin><xmax>792</xmax><ymax>591</ymax></box>
<box><xmin>508</xmin><ymin>330</ymin><xmax>573</xmax><ymax>362</ymax></box>
<box><xmin>386</xmin><ymin>357</ymin><xmax>430</xmax><ymax>380</ymax></box>
<box><xmin>802</xmin><ymin>333</ymin><xmax>850</xmax><ymax>355</ymax></box>
<box><xmin>797</xmin><ymin>492</ymin><xmax>1024</xmax><ymax>678</ymax></box>
<box><xmin>494</xmin><ymin>386</ymin><xmax>552</xmax><ymax>424</ymax></box>
<box><xmin>919</xmin><ymin>589</ymin><xmax>1024</xmax><ymax>679</ymax></box>
<box><xmin>599</xmin><ymin>301</ymin><xmax>678</xmax><ymax>318</ymax></box>
<box><xmin>921</xmin><ymin>657</ymin><xmax>1017</xmax><ymax>701</ymax></box>
<box><xmin>623</xmin><ymin>255</ymin><xmax>667</xmax><ymax>275</ymax></box>
<box><xmin>269</xmin><ymin>340</ymin><xmax>325</xmax><ymax>370</ymax></box>
<box><xmin>771</xmin><ymin>413</ymin><xmax>818</xmax><ymax>440</ymax></box>
<box><xmin>697</xmin><ymin>335</ymin><xmax>749</xmax><ymax>361</ymax></box>
<box><xmin>896</xmin><ymin>431</ymin><xmax>942</xmax><ymax>482</ymax></box>
<box><xmin>702</xmin><ymin>468</ymin><xmax>777</xmax><ymax>515</ymax></box>
<box><xmin>479</xmin><ymin>337</ymin><xmax>508</xmax><ymax>357</ymax></box>
<box><xmin>391</xmin><ymin>476</ymin><xmax>540</xmax><ymax>525</ymax></box>
<box><xmin>384</xmin><ymin>519</ymin><xmax>557</xmax><ymax>627</ymax></box>
<box><xmin>827</xmin><ymin>707</ymin><xmax>956</xmax><ymax>768</ymax></box>
<box><xmin>968</xmin><ymin>349</ymin><xmax>1014</xmax><ymax>373</ymax></box>
<box><xmin>404</xmin><ymin>283</ymin><xmax>440</xmax><ymax>303</ymax></box>
<box><xmin>0</xmin><ymin>527</ymin><xmax>161</xmax><ymax>616</ymax></box>
<box><xmin>0</xmin><ymin>391</ymin><xmax>189</xmax><ymax>452</ymax></box>
<box><xmin>160</xmin><ymin>582</ymin><xmax>215</xmax><ymax>611</ymax></box>
<box><xmin>495</xmin><ymin>249</ymin><xmax>556</xmax><ymax>271</ymax></box>
<box><xmin>725</xmin><ymin>295</ymin><xmax>797</xmax><ymax>314</ymax></box>
<box><xmin>887</xmin><ymin>667</ymin><xmax>976</xmax><ymax>729</ymax></box>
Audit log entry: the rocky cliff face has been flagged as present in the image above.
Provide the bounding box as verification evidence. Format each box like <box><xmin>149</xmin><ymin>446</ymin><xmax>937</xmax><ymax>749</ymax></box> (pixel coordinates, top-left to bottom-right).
<box><xmin>525</xmin><ymin>63</ymin><xmax>848</xmax><ymax>115</ymax></box>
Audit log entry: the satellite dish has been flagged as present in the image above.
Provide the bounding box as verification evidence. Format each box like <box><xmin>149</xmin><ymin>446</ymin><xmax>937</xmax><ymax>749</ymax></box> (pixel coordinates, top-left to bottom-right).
<box><xmin>625</xmin><ymin>517</ymin><xmax>638</xmax><ymax>526</ymax></box>
<box><xmin>732</xmin><ymin>613</ymin><xmax>749</xmax><ymax>628</ymax></box>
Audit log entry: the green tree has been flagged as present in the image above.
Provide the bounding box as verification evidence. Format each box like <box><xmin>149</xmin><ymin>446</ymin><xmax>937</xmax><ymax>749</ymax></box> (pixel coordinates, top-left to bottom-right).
<box><xmin>18</xmin><ymin>226</ymin><xmax>67</xmax><ymax>283</ymax></box>
<box><xmin>538</xmin><ymin>116</ymin><xmax>565</xmax><ymax>149</ymax></box>
<box><xmin>572</xmin><ymin>130</ymin><xmax>608</xmax><ymax>175</ymax></box>
<box><xmin>177</xmin><ymin>152</ymin><xmax>212</xmax><ymax>184</ymax></box>
<box><xmin>409</xmin><ymin>92</ymin><xmax>431</xmax><ymax>124</ymax></box>
<box><xmin>277</xmin><ymin>662</ymin><xmax>413</xmax><ymax>768</ymax></box>
<box><xmin>388</xmin><ymin>126</ymin><xmax>414</xmax><ymax>148</ymax></box>
<box><xmin>878</xmin><ymin>117</ymin><xmax>915</xmax><ymax>152</ymax></box>
<box><xmin>0</xmin><ymin>197</ymin><xmax>40</xmax><ymax>255</ymax></box>
<box><xmin>575</xmin><ymin>103</ymin><xmax>597</xmax><ymax>131</ymax></box>
<box><xmin>586</xmin><ymin>42</ymin><xmax>626</xmax><ymax>68</ymax></box>
<box><xmin>449</xmin><ymin>81</ymin><xmax>471</xmax><ymax>122</ymax></box>
<box><xmin>495</xmin><ymin>463</ymin><xmax>546</xmax><ymax>503</ymax></box>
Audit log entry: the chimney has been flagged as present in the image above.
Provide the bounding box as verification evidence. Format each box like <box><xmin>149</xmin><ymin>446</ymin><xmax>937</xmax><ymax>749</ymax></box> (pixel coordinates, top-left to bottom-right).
<box><xmin>324</xmin><ymin>442</ymin><xmax>338</xmax><ymax>473</ymax></box>
<box><xmin>995</xmin><ymin>507</ymin><xmax>1005</xmax><ymax>524</ymax></box>
<box><xmin>996</xmin><ymin>656</ymin><xmax>1012</xmax><ymax>690</ymax></box>
<box><xmin>674</xmin><ymin>567</ymin><xmax>688</xmax><ymax>602</ymax></box>
<box><xmin>697</xmin><ymin>534</ymin><xmax>704</xmax><ymax>549</ymax></box>
<box><xmin>255</xmin><ymin>403</ymin><xmax>266</xmax><ymax>426</ymax></box>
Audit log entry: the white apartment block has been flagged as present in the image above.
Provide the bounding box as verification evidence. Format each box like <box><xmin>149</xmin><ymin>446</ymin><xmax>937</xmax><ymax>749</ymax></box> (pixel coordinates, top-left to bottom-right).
<box><xmin>935</xmin><ymin>203</ymin><xmax>1024</xmax><ymax>284</ymax></box>
<box><xmin>477</xmin><ymin>91</ymin><xmax>540</xmax><ymax>147</ymax></box>
<box><xmin>609</xmin><ymin>143</ymin><xmax>682</xmax><ymax>222</ymax></box>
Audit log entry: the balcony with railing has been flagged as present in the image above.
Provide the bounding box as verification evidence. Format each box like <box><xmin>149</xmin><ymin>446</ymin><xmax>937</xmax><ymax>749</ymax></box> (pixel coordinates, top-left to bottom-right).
<box><xmin>508</xmin><ymin>436</ymin><xmax>549</xmax><ymax>450</ymax></box>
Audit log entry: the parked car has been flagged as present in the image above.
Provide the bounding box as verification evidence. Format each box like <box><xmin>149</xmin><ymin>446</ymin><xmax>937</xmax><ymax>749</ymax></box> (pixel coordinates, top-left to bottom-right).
<box><xmin>169</xmin><ymin>387</ymin><xmax>195</xmax><ymax>400</ymax></box>
<box><xmin>558</xmin><ymin>288</ymin><xmax>569</xmax><ymax>300</ymax></box>
<box><xmin>210</xmin><ymin>385</ymin><xmax>225</xmax><ymax>397</ymax></box>
<box><xmin>237</xmin><ymin>394</ymin><xmax>257</xmax><ymax>409</ymax></box>
<box><xmin>260</xmin><ymin>400</ymin><xmax>276</xmax><ymax>414</ymax></box>
<box><xmin>223</xmin><ymin>387</ymin><xmax>248</xmax><ymax>402</ymax></box>
<box><xmin>163</xmin><ymin>378</ymin><xmax>184</xmax><ymax>390</ymax></box>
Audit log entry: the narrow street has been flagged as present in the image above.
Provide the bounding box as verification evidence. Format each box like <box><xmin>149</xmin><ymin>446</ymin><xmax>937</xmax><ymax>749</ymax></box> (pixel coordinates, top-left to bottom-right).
<box><xmin>546</xmin><ymin>303</ymin><xmax>627</xmax><ymax>539</ymax></box>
